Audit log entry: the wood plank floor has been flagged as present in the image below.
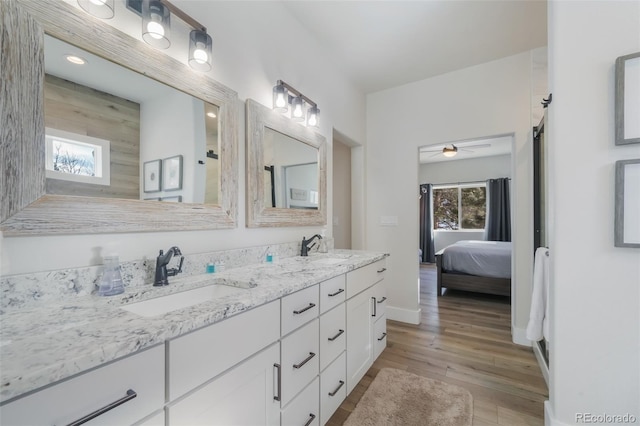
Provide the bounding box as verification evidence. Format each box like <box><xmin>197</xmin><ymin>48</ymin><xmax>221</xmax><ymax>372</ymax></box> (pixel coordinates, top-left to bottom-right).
<box><xmin>327</xmin><ymin>263</ymin><xmax>548</xmax><ymax>426</ymax></box>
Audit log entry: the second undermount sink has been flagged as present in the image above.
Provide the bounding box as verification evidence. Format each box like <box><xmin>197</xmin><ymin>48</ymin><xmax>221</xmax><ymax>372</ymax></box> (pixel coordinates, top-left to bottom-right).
<box><xmin>121</xmin><ymin>281</ymin><xmax>249</xmax><ymax>318</ymax></box>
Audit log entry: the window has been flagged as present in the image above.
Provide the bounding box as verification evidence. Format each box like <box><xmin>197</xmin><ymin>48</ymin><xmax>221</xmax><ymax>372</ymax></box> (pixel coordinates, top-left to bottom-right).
<box><xmin>433</xmin><ymin>184</ymin><xmax>486</xmax><ymax>230</ymax></box>
<box><xmin>45</xmin><ymin>128</ymin><xmax>110</xmax><ymax>186</ymax></box>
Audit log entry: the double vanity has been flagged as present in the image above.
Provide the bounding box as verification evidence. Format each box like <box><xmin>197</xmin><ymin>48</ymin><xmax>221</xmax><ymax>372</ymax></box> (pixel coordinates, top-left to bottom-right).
<box><xmin>0</xmin><ymin>250</ymin><xmax>388</xmax><ymax>425</ymax></box>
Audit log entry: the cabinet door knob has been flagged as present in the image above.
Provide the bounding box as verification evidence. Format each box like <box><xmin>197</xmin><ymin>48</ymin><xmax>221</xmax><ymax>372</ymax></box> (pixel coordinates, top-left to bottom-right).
<box><xmin>64</xmin><ymin>389</ymin><xmax>137</xmax><ymax>426</ymax></box>
<box><xmin>293</xmin><ymin>352</ymin><xmax>316</xmax><ymax>369</ymax></box>
<box><xmin>293</xmin><ymin>303</ymin><xmax>316</xmax><ymax>315</ymax></box>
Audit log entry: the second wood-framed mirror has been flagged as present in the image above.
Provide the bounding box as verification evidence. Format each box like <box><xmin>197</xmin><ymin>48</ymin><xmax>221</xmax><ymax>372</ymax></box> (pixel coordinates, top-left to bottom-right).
<box><xmin>246</xmin><ymin>99</ymin><xmax>327</xmax><ymax>227</ymax></box>
<box><xmin>1</xmin><ymin>0</ymin><xmax>239</xmax><ymax>236</ymax></box>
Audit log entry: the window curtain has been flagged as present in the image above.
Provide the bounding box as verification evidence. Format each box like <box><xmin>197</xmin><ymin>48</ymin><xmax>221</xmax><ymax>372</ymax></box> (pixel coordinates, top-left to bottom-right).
<box><xmin>484</xmin><ymin>178</ymin><xmax>511</xmax><ymax>241</ymax></box>
<box><xmin>419</xmin><ymin>184</ymin><xmax>435</xmax><ymax>263</ymax></box>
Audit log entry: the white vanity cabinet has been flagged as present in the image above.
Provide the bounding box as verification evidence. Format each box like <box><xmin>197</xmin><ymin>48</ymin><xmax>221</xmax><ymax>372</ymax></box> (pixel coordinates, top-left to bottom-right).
<box><xmin>345</xmin><ymin>258</ymin><xmax>387</xmax><ymax>394</ymax></box>
<box><xmin>0</xmin><ymin>345</ymin><xmax>164</xmax><ymax>426</ymax></box>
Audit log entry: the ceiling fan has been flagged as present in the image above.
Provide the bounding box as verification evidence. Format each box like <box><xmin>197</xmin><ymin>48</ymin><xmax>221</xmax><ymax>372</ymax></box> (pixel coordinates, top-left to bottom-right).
<box><xmin>422</xmin><ymin>143</ymin><xmax>491</xmax><ymax>158</ymax></box>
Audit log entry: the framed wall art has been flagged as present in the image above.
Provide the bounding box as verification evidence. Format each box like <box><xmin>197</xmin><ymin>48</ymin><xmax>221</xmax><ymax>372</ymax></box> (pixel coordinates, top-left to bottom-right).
<box><xmin>162</xmin><ymin>155</ymin><xmax>183</xmax><ymax>191</ymax></box>
<box><xmin>614</xmin><ymin>159</ymin><xmax>640</xmax><ymax>248</ymax></box>
<box><xmin>143</xmin><ymin>159</ymin><xmax>162</xmax><ymax>193</ymax></box>
<box><xmin>615</xmin><ymin>51</ymin><xmax>640</xmax><ymax>145</ymax></box>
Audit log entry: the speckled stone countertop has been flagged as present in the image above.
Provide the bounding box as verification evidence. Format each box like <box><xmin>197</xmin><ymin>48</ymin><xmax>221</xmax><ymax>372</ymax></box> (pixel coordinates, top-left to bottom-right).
<box><xmin>0</xmin><ymin>249</ymin><xmax>387</xmax><ymax>403</ymax></box>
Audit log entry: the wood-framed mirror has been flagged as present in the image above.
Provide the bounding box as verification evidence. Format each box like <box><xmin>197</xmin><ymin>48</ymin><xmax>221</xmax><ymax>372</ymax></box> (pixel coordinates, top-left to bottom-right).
<box><xmin>246</xmin><ymin>99</ymin><xmax>327</xmax><ymax>227</ymax></box>
<box><xmin>0</xmin><ymin>0</ymin><xmax>239</xmax><ymax>236</ymax></box>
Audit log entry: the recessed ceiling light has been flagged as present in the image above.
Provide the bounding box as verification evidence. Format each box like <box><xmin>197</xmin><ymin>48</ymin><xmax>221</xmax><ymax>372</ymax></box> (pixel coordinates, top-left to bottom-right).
<box><xmin>206</xmin><ymin>112</ymin><xmax>217</xmax><ymax>118</ymax></box>
<box><xmin>65</xmin><ymin>55</ymin><xmax>87</xmax><ymax>65</ymax></box>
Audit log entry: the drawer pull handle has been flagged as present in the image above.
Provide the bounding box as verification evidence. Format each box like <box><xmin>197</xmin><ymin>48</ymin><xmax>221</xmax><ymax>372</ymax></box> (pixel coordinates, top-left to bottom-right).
<box><xmin>293</xmin><ymin>303</ymin><xmax>316</xmax><ymax>315</ymax></box>
<box><xmin>328</xmin><ymin>288</ymin><xmax>344</xmax><ymax>297</ymax></box>
<box><xmin>377</xmin><ymin>296</ymin><xmax>387</xmax><ymax>304</ymax></box>
<box><xmin>303</xmin><ymin>413</ymin><xmax>316</xmax><ymax>426</ymax></box>
<box><xmin>328</xmin><ymin>329</ymin><xmax>345</xmax><ymax>341</ymax></box>
<box><xmin>273</xmin><ymin>363</ymin><xmax>282</xmax><ymax>401</ymax></box>
<box><xmin>372</xmin><ymin>297</ymin><xmax>377</xmax><ymax>317</ymax></box>
<box><xmin>293</xmin><ymin>352</ymin><xmax>316</xmax><ymax>369</ymax></box>
<box><xmin>328</xmin><ymin>380</ymin><xmax>345</xmax><ymax>397</ymax></box>
<box><xmin>65</xmin><ymin>389</ymin><xmax>137</xmax><ymax>426</ymax></box>
<box><xmin>378</xmin><ymin>332</ymin><xmax>388</xmax><ymax>341</ymax></box>
<box><xmin>377</xmin><ymin>268</ymin><xmax>387</xmax><ymax>273</ymax></box>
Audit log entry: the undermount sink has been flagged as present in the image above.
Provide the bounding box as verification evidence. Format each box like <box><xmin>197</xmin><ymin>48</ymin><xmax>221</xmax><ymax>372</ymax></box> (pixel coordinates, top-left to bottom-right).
<box><xmin>121</xmin><ymin>282</ymin><xmax>249</xmax><ymax>318</ymax></box>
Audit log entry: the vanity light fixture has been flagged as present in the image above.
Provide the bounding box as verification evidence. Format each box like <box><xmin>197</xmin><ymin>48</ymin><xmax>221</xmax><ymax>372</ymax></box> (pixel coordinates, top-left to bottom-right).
<box><xmin>272</xmin><ymin>80</ymin><xmax>320</xmax><ymax>128</ymax></box>
<box><xmin>77</xmin><ymin>0</ymin><xmax>115</xmax><ymax>19</ymax></box>
<box><xmin>189</xmin><ymin>30</ymin><xmax>213</xmax><ymax>72</ymax></box>
<box><xmin>142</xmin><ymin>0</ymin><xmax>171</xmax><ymax>49</ymax></box>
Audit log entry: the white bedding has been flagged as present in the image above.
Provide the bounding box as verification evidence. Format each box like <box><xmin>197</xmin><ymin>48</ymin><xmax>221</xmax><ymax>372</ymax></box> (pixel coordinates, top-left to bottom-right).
<box><xmin>441</xmin><ymin>240</ymin><xmax>512</xmax><ymax>279</ymax></box>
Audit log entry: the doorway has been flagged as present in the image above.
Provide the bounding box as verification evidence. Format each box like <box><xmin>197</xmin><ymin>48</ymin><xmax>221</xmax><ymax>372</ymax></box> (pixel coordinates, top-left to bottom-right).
<box><xmin>333</xmin><ymin>136</ymin><xmax>352</xmax><ymax>249</ymax></box>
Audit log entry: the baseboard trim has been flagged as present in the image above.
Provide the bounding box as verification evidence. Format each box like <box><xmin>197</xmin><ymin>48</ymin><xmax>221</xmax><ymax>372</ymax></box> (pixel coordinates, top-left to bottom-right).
<box><xmin>386</xmin><ymin>306</ymin><xmax>421</xmax><ymax>325</ymax></box>
<box><xmin>545</xmin><ymin>401</ymin><xmax>572</xmax><ymax>426</ymax></box>
<box><xmin>533</xmin><ymin>341</ymin><xmax>549</xmax><ymax>387</ymax></box>
<box><xmin>512</xmin><ymin>326</ymin><xmax>531</xmax><ymax>346</ymax></box>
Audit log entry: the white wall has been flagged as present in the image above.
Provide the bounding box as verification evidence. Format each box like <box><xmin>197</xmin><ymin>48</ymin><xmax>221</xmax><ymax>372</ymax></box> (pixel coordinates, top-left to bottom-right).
<box><xmin>547</xmin><ymin>1</ymin><xmax>640</xmax><ymax>424</ymax></box>
<box><xmin>420</xmin><ymin>154</ymin><xmax>512</xmax><ymax>253</ymax></box>
<box><xmin>366</xmin><ymin>51</ymin><xmax>535</xmax><ymax>330</ymax></box>
<box><xmin>332</xmin><ymin>138</ymin><xmax>352</xmax><ymax>249</ymax></box>
<box><xmin>0</xmin><ymin>1</ymin><xmax>366</xmax><ymax>275</ymax></box>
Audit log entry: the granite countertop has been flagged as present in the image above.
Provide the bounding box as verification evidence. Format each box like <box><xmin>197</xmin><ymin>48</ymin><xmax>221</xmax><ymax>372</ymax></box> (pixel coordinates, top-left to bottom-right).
<box><xmin>0</xmin><ymin>250</ymin><xmax>387</xmax><ymax>403</ymax></box>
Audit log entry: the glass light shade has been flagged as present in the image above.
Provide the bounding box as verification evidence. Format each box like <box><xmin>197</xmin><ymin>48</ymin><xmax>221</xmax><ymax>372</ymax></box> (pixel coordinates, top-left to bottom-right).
<box><xmin>77</xmin><ymin>0</ymin><xmax>114</xmax><ymax>19</ymax></box>
<box><xmin>142</xmin><ymin>0</ymin><xmax>170</xmax><ymax>49</ymax></box>
<box><xmin>442</xmin><ymin>147</ymin><xmax>457</xmax><ymax>157</ymax></box>
<box><xmin>272</xmin><ymin>84</ymin><xmax>289</xmax><ymax>113</ymax></box>
<box><xmin>306</xmin><ymin>105</ymin><xmax>320</xmax><ymax>127</ymax></box>
<box><xmin>291</xmin><ymin>96</ymin><xmax>305</xmax><ymax>122</ymax></box>
<box><xmin>189</xmin><ymin>30</ymin><xmax>212</xmax><ymax>72</ymax></box>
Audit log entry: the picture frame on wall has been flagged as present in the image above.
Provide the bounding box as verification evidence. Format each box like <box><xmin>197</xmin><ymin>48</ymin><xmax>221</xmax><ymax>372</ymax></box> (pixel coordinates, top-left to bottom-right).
<box><xmin>143</xmin><ymin>159</ymin><xmax>162</xmax><ymax>193</ymax></box>
<box><xmin>614</xmin><ymin>159</ymin><xmax>640</xmax><ymax>248</ymax></box>
<box><xmin>615</xmin><ymin>51</ymin><xmax>640</xmax><ymax>145</ymax></box>
<box><xmin>162</xmin><ymin>155</ymin><xmax>183</xmax><ymax>191</ymax></box>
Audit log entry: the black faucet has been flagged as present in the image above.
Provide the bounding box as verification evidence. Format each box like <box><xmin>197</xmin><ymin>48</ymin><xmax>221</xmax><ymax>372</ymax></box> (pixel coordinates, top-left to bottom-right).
<box><xmin>301</xmin><ymin>235</ymin><xmax>322</xmax><ymax>256</ymax></box>
<box><xmin>154</xmin><ymin>246</ymin><xmax>184</xmax><ymax>286</ymax></box>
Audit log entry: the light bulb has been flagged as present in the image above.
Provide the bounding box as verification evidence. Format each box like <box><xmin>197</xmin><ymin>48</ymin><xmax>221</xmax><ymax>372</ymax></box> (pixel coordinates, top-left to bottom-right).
<box><xmin>193</xmin><ymin>47</ymin><xmax>208</xmax><ymax>64</ymax></box>
<box><xmin>275</xmin><ymin>93</ymin><xmax>286</xmax><ymax>108</ymax></box>
<box><xmin>65</xmin><ymin>55</ymin><xmax>86</xmax><ymax>65</ymax></box>
<box><xmin>147</xmin><ymin>20</ymin><xmax>165</xmax><ymax>39</ymax></box>
<box><xmin>308</xmin><ymin>114</ymin><xmax>317</xmax><ymax>127</ymax></box>
<box><xmin>293</xmin><ymin>104</ymin><xmax>303</xmax><ymax>118</ymax></box>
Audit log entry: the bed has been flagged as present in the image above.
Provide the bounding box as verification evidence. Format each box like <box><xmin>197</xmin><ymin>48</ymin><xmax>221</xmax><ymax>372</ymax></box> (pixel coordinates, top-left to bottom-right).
<box><xmin>435</xmin><ymin>240</ymin><xmax>511</xmax><ymax>297</ymax></box>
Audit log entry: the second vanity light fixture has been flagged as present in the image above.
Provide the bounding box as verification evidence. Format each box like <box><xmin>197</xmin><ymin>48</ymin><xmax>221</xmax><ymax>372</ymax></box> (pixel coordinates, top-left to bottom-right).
<box><xmin>77</xmin><ymin>0</ymin><xmax>213</xmax><ymax>72</ymax></box>
<box><xmin>272</xmin><ymin>80</ymin><xmax>320</xmax><ymax>128</ymax></box>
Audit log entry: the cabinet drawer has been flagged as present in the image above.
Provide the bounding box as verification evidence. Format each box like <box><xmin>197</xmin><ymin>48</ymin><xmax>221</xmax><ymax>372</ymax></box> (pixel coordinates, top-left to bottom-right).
<box><xmin>320</xmin><ymin>352</ymin><xmax>346</xmax><ymax>425</ymax></box>
<box><xmin>319</xmin><ymin>275</ymin><xmax>346</xmax><ymax>314</ymax></box>
<box><xmin>282</xmin><ymin>284</ymin><xmax>319</xmax><ymax>336</ymax></box>
<box><xmin>168</xmin><ymin>300</ymin><xmax>280</xmax><ymax>400</ymax></box>
<box><xmin>168</xmin><ymin>344</ymin><xmax>280</xmax><ymax>426</ymax></box>
<box><xmin>281</xmin><ymin>377</ymin><xmax>319</xmax><ymax>426</ymax></box>
<box><xmin>372</xmin><ymin>281</ymin><xmax>387</xmax><ymax>319</ymax></box>
<box><xmin>0</xmin><ymin>345</ymin><xmax>164</xmax><ymax>426</ymax></box>
<box><xmin>374</xmin><ymin>314</ymin><xmax>387</xmax><ymax>360</ymax></box>
<box><xmin>319</xmin><ymin>303</ymin><xmax>346</xmax><ymax>371</ymax></box>
<box><xmin>281</xmin><ymin>318</ymin><xmax>319</xmax><ymax>406</ymax></box>
<box><xmin>346</xmin><ymin>258</ymin><xmax>386</xmax><ymax>298</ymax></box>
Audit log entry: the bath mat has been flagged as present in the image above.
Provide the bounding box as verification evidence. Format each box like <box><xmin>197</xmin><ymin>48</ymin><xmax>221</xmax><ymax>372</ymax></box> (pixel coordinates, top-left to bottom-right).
<box><xmin>344</xmin><ymin>368</ymin><xmax>473</xmax><ymax>426</ymax></box>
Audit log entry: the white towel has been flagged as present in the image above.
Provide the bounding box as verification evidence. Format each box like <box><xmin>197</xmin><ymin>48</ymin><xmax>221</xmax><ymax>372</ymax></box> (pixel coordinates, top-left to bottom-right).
<box><xmin>526</xmin><ymin>247</ymin><xmax>549</xmax><ymax>341</ymax></box>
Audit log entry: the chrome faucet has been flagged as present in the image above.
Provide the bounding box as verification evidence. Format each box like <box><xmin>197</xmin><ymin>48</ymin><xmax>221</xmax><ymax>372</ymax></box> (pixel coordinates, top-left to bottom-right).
<box><xmin>154</xmin><ymin>246</ymin><xmax>184</xmax><ymax>286</ymax></box>
<box><xmin>300</xmin><ymin>235</ymin><xmax>322</xmax><ymax>256</ymax></box>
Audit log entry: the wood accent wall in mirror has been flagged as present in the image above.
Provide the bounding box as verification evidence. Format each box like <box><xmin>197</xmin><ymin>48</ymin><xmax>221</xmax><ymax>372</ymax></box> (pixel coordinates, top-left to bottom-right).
<box><xmin>246</xmin><ymin>99</ymin><xmax>327</xmax><ymax>227</ymax></box>
<box><xmin>0</xmin><ymin>0</ymin><xmax>239</xmax><ymax>236</ymax></box>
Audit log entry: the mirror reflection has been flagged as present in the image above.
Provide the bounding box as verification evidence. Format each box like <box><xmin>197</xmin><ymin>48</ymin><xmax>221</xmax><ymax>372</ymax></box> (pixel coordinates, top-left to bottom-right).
<box><xmin>43</xmin><ymin>35</ymin><xmax>220</xmax><ymax>204</ymax></box>
<box><xmin>263</xmin><ymin>128</ymin><xmax>319</xmax><ymax>210</ymax></box>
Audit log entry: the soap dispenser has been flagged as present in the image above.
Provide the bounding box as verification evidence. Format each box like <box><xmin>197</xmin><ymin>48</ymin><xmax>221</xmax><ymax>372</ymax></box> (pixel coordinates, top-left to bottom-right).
<box><xmin>318</xmin><ymin>229</ymin><xmax>328</xmax><ymax>253</ymax></box>
<box><xmin>98</xmin><ymin>255</ymin><xmax>125</xmax><ymax>296</ymax></box>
